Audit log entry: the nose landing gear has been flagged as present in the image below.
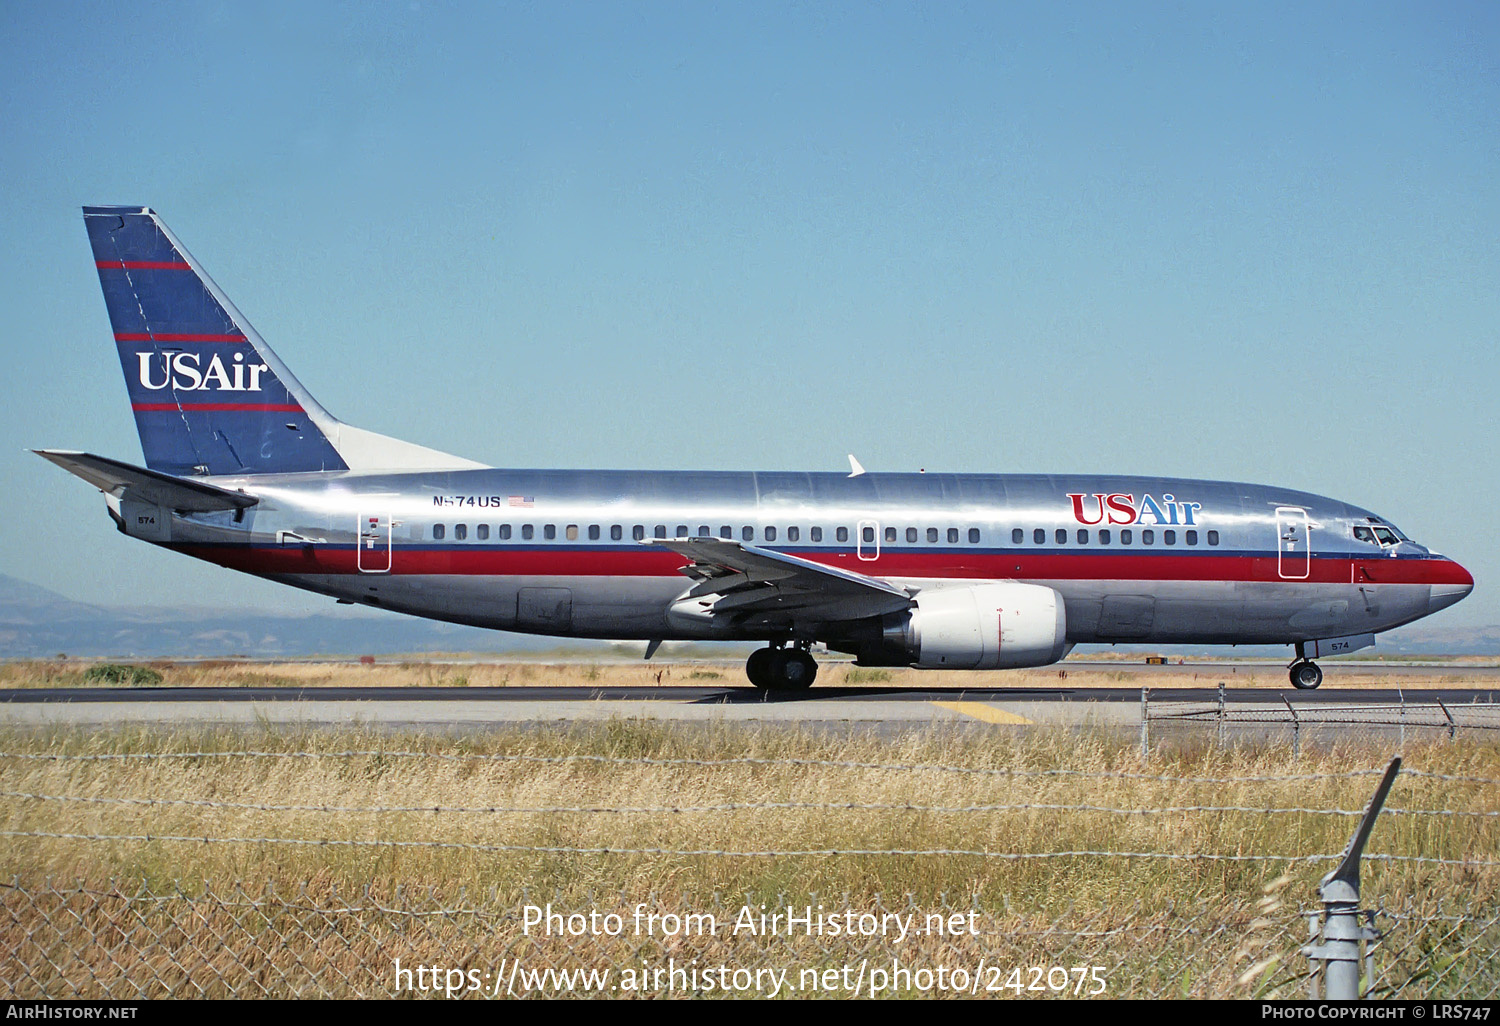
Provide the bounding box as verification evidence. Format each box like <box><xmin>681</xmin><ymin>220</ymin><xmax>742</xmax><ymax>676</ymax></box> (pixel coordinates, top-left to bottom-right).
<box><xmin>746</xmin><ymin>645</ymin><xmax>818</xmax><ymax>690</ymax></box>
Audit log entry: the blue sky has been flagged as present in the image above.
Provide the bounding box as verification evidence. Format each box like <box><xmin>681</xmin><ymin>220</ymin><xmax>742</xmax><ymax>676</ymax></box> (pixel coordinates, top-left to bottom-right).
<box><xmin>2</xmin><ymin>1</ymin><xmax>1496</xmax><ymax>625</ymax></box>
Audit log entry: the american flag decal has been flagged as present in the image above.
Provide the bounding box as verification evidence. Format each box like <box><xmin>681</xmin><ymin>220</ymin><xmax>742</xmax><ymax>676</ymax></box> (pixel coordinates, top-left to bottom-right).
<box><xmin>508</xmin><ymin>495</ymin><xmax>535</xmax><ymax>507</ymax></box>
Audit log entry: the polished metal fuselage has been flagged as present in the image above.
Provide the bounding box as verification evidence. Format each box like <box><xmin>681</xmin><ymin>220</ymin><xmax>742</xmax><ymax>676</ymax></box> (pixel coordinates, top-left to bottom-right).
<box><xmin>145</xmin><ymin>467</ymin><xmax>1472</xmax><ymax>651</ymax></box>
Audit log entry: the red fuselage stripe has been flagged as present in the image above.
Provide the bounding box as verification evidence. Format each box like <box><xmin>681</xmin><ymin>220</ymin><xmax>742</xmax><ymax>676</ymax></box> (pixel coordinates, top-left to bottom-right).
<box><xmin>172</xmin><ymin>546</ymin><xmax>1473</xmax><ymax>587</ymax></box>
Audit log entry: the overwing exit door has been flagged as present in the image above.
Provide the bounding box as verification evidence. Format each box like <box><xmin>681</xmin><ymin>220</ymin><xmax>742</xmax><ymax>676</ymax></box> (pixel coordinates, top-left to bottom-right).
<box><xmin>358</xmin><ymin>513</ymin><xmax>392</xmax><ymax>573</ymax></box>
<box><xmin>1276</xmin><ymin>506</ymin><xmax>1310</xmax><ymax>580</ymax></box>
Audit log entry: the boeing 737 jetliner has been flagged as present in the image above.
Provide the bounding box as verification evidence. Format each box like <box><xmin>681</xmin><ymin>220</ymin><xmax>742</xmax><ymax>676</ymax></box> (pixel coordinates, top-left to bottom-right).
<box><xmin>39</xmin><ymin>207</ymin><xmax>1473</xmax><ymax>689</ymax></box>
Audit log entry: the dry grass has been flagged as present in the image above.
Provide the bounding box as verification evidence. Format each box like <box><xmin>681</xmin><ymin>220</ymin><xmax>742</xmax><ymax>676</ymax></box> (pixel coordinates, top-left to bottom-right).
<box><xmin>1</xmin><ymin>657</ymin><xmax>1492</xmax><ymax>690</ymax></box>
<box><xmin>2</xmin><ymin>724</ymin><xmax>1496</xmax><ymax>998</ymax></box>
<box><xmin>3</xmin><ymin>724</ymin><xmax>1495</xmax><ymax>899</ymax></box>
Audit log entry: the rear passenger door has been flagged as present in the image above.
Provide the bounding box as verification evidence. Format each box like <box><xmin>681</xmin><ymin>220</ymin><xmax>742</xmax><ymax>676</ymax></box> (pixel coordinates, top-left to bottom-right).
<box><xmin>357</xmin><ymin>513</ymin><xmax>391</xmax><ymax>573</ymax></box>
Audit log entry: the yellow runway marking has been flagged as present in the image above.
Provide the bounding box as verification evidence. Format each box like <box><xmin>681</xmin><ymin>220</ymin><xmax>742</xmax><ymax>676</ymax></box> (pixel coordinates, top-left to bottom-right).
<box><xmin>930</xmin><ymin>701</ymin><xmax>1033</xmax><ymax>725</ymax></box>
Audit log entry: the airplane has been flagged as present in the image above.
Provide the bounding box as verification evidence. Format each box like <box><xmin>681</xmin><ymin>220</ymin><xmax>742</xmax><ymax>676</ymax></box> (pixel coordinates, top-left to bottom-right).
<box><xmin>37</xmin><ymin>206</ymin><xmax>1473</xmax><ymax>690</ymax></box>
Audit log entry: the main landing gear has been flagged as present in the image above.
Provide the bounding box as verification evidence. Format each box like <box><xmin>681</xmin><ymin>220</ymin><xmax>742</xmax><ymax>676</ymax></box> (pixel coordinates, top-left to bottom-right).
<box><xmin>1289</xmin><ymin>643</ymin><xmax>1323</xmax><ymax>690</ymax></box>
<box><xmin>746</xmin><ymin>645</ymin><xmax>818</xmax><ymax>691</ymax></box>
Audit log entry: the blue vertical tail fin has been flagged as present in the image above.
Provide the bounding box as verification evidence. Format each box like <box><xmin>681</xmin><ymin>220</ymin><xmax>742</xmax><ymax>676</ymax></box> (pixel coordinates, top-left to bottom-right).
<box><xmin>85</xmin><ymin>205</ymin><xmax>350</xmax><ymax>476</ymax></box>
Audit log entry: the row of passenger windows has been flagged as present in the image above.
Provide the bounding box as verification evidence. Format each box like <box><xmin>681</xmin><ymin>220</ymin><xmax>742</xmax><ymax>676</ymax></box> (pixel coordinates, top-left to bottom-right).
<box><xmin>423</xmin><ymin>523</ymin><xmax>1220</xmax><ymax>546</ymax></box>
<box><xmin>426</xmin><ymin>524</ymin><xmax>988</xmax><ymax>543</ymax></box>
<box><xmin>1011</xmin><ymin>527</ymin><xmax>1220</xmax><ymax>547</ymax></box>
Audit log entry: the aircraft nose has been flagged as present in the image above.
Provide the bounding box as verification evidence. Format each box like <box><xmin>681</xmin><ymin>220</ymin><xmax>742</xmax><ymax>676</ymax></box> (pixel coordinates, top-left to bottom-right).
<box><xmin>1429</xmin><ymin>559</ymin><xmax>1474</xmax><ymax>615</ymax></box>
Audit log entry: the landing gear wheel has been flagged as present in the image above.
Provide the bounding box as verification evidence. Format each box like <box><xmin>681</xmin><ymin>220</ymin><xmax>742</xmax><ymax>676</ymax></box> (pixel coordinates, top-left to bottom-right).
<box><xmin>769</xmin><ymin>649</ymin><xmax>817</xmax><ymax>690</ymax></box>
<box><xmin>1290</xmin><ymin>660</ymin><xmax>1323</xmax><ymax>690</ymax></box>
<box><xmin>746</xmin><ymin>648</ymin><xmax>776</xmax><ymax>688</ymax></box>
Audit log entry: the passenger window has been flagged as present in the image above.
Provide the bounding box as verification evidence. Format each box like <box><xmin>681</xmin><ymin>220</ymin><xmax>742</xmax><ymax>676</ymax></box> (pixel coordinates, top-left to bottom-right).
<box><xmin>948</xmin><ymin>528</ymin><xmax>959</xmax><ymax>544</ymax></box>
<box><xmin>884</xmin><ymin>526</ymin><xmax>897</xmax><ymax>543</ymax></box>
<box><xmin>1034</xmin><ymin>528</ymin><xmax>1045</xmax><ymax>544</ymax></box>
<box><xmin>788</xmin><ymin>526</ymin><xmax>799</xmax><ymax>542</ymax></box>
<box><xmin>1186</xmin><ymin>530</ymin><xmax>1197</xmax><ymax>545</ymax></box>
<box><xmin>1055</xmin><ymin>529</ymin><xmax>1067</xmax><ymax>545</ymax></box>
<box><xmin>1164</xmin><ymin>530</ymin><xmax>1175</xmax><ymax>545</ymax></box>
<box><xmin>632</xmin><ymin>525</ymin><xmax>645</xmax><ymax>541</ymax></box>
<box><xmin>927</xmin><ymin>528</ymin><xmax>938</xmax><ymax>543</ymax></box>
<box><xmin>743</xmin><ymin>526</ymin><xmax>754</xmax><ymax>541</ymax></box>
<box><xmin>676</xmin><ymin>525</ymin><xmax>688</xmax><ymax>538</ymax></box>
<box><xmin>765</xmin><ymin>526</ymin><xmax>777</xmax><ymax>542</ymax></box>
<box><xmin>698</xmin><ymin>526</ymin><xmax>710</xmax><ymax>538</ymax></box>
<box><xmin>522</xmin><ymin>524</ymin><xmax>534</xmax><ymax>540</ymax></box>
<box><xmin>811</xmin><ymin>527</ymin><xmax>823</xmax><ymax>542</ymax></box>
<box><xmin>1142</xmin><ymin>529</ymin><xmax>1154</xmax><ymax>545</ymax></box>
<box><xmin>969</xmin><ymin>528</ymin><xmax>980</xmax><ymax>544</ymax></box>
<box><xmin>836</xmin><ymin>527</ymin><xmax>849</xmax><ymax>543</ymax></box>
<box><xmin>1121</xmin><ymin>529</ymin><xmax>1133</xmax><ymax>544</ymax></box>
<box><xmin>863</xmin><ymin>526</ymin><xmax>875</xmax><ymax>544</ymax></box>
<box><xmin>544</xmin><ymin>524</ymin><xmax>557</xmax><ymax>540</ymax></box>
<box><xmin>720</xmin><ymin>526</ymin><xmax>732</xmax><ymax>539</ymax></box>
<box><xmin>1207</xmin><ymin>530</ymin><xmax>1219</xmax><ymax>546</ymax></box>
<box><xmin>1012</xmin><ymin>528</ymin><xmax>1024</xmax><ymax>544</ymax></box>
<box><xmin>477</xmin><ymin>524</ymin><xmax>489</xmax><ymax>541</ymax></box>
<box><xmin>906</xmin><ymin>527</ymin><xmax>918</xmax><ymax>543</ymax></box>
<box><xmin>588</xmin><ymin>525</ymin><xmax>599</xmax><ymax>541</ymax></box>
<box><xmin>458</xmin><ymin>524</ymin><xmax>471</xmax><ymax>541</ymax></box>
<box><xmin>654</xmin><ymin>525</ymin><xmax>666</xmax><ymax>539</ymax></box>
<box><xmin>610</xmin><ymin>525</ymin><xmax>622</xmax><ymax>541</ymax></box>
<box><xmin>1077</xmin><ymin>529</ymin><xmax>1088</xmax><ymax>544</ymax></box>
<box><xmin>566</xmin><ymin>525</ymin><xmax>579</xmax><ymax>541</ymax></box>
<box><xmin>1099</xmin><ymin>529</ymin><xmax>1110</xmax><ymax>545</ymax></box>
<box><xmin>432</xmin><ymin>524</ymin><xmax>445</xmax><ymax>540</ymax></box>
<box><xmin>499</xmin><ymin>524</ymin><xmax>512</xmax><ymax>540</ymax></box>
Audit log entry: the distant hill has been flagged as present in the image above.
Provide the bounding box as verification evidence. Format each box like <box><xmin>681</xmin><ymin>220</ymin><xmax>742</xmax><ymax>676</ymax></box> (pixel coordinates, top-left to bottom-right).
<box><xmin>0</xmin><ymin>576</ymin><xmax>108</xmax><ymax>626</ymax></box>
<box><xmin>0</xmin><ymin>572</ymin><xmax>1493</xmax><ymax>660</ymax></box>
<box><xmin>0</xmin><ymin>573</ymin><xmax>559</xmax><ymax>659</ymax></box>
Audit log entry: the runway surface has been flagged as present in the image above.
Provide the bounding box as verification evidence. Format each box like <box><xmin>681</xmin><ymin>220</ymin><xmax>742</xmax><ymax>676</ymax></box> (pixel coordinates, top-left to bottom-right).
<box><xmin>2</xmin><ymin>682</ymin><xmax>1495</xmax><ymax>733</ymax></box>
<box><xmin>3</xmin><ymin>685</ymin><xmax>1498</xmax><ymax>704</ymax></box>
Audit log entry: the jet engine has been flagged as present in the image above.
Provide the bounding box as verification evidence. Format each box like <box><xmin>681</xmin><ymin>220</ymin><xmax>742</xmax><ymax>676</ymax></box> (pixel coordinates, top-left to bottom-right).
<box><xmin>871</xmin><ymin>583</ymin><xmax>1069</xmax><ymax>669</ymax></box>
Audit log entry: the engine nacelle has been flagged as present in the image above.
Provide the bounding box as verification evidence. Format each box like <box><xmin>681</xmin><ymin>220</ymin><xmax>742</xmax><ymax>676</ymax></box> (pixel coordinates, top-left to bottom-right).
<box><xmin>880</xmin><ymin>583</ymin><xmax>1069</xmax><ymax>669</ymax></box>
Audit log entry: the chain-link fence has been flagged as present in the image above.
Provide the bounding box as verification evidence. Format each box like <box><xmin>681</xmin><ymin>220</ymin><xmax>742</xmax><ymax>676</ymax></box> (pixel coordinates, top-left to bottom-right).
<box><xmin>1142</xmin><ymin>687</ymin><xmax>1500</xmax><ymax>755</ymax></box>
<box><xmin>3</xmin><ymin>879</ymin><xmax>1496</xmax><ymax>999</ymax></box>
<box><xmin>2</xmin><ymin>741</ymin><xmax>1496</xmax><ymax>999</ymax></box>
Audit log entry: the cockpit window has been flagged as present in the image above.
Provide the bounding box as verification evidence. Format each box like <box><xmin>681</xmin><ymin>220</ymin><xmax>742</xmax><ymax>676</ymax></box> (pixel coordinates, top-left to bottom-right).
<box><xmin>1373</xmin><ymin>526</ymin><xmax>1400</xmax><ymax>546</ymax></box>
<box><xmin>1353</xmin><ymin>525</ymin><xmax>1377</xmax><ymax>544</ymax></box>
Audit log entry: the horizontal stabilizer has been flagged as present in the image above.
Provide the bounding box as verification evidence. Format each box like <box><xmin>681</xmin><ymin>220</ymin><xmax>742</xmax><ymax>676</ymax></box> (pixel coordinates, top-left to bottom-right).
<box><xmin>34</xmin><ymin>450</ymin><xmax>258</xmax><ymax>512</ymax></box>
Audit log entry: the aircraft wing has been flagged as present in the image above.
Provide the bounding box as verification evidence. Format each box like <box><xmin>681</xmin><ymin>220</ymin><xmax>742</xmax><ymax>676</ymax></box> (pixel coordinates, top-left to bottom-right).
<box><xmin>646</xmin><ymin>536</ymin><xmax>913</xmax><ymax>627</ymax></box>
<box><xmin>34</xmin><ymin>450</ymin><xmax>258</xmax><ymax>512</ymax></box>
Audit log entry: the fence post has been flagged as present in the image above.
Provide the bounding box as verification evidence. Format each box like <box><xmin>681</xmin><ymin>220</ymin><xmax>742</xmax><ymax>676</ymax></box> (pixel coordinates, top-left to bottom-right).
<box><xmin>1436</xmin><ymin>697</ymin><xmax>1455</xmax><ymax>741</ymax></box>
<box><xmin>1281</xmin><ymin>695</ymin><xmax>1300</xmax><ymax>759</ymax></box>
<box><xmin>1398</xmin><ymin>689</ymin><xmax>1405</xmax><ymax>751</ymax></box>
<box><xmin>1140</xmin><ymin>687</ymin><xmax>1149</xmax><ymax>760</ymax></box>
<box><xmin>1217</xmin><ymin>682</ymin><xmax>1226</xmax><ymax>747</ymax></box>
<box><xmin>1302</xmin><ymin>756</ymin><xmax>1399</xmax><ymax>999</ymax></box>
<box><xmin>1307</xmin><ymin>914</ymin><xmax>1322</xmax><ymax>999</ymax></box>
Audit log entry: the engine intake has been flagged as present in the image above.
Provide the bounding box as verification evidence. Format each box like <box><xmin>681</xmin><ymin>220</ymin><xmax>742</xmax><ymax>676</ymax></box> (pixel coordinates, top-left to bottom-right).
<box><xmin>877</xmin><ymin>583</ymin><xmax>1069</xmax><ymax>669</ymax></box>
